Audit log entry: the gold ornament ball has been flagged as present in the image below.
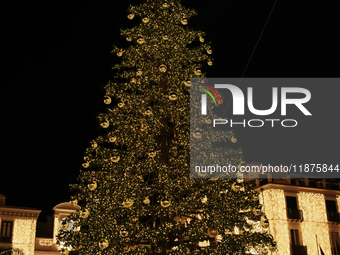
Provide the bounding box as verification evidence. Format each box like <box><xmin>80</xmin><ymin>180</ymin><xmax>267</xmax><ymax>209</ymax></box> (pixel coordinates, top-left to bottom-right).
<box><xmin>194</xmin><ymin>69</ymin><xmax>201</xmax><ymax>76</ymax></box>
<box><xmin>82</xmin><ymin>162</ymin><xmax>89</xmax><ymax>168</ymax></box>
<box><xmin>231</xmin><ymin>137</ymin><xmax>237</xmax><ymax>143</ymax></box>
<box><xmin>149</xmin><ymin>151</ymin><xmax>156</xmax><ymax>158</ymax></box>
<box><xmin>126</xmin><ymin>37</ymin><xmax>132</xmax><ymax>42</ymax></box>
<box><xmin>131</xmin><ymin>78</ymin><xmax>137</xmax><ymax>84</ymax></box>
<box><xmin>109</xmin><ymin>136</ymin><xmax>116</xmax><ymax>143</ymax></box>
<box><xmin>127</xmin><ymin>13</ymin><xmax>134</xmax><ymax>20</ymax></box>
<box><xmin>61</xmin><ymin>221</ymin><xmax>71</xmax><ymax>231</ymax></box>
<box><xmin>118</xmin><ymin>102</ymin><xmax>125</xmax><ymax>108</ymax></box>
<box><xmin>231</xmin><ymin>182</ymin><xmax>241</xmax><ymax>192</ymax></box>
<box><xmin>205</xmin><ymin>117</ymin><xmax>212</xmax><ymax>124</ymax></box>
<box><xmin>207</xmin><ymin>60</ymin><xmax>213</xmax><ymax>66</ymax></box>
<box><xmin>137</xmin><ymin>37</ymin><xmax>145</xmax><ymax>44</ymax></box>
<box><xmin>169</xmin><ymin>92</ymin><xmax>177</xmax><ymax>101</ymax></box>
<box><xmin>261</xmin><ymin>247</ymin><xmax>269</xmax><ymax>255</ymax></box>
<box><xmin>80</xmin><ymin>209</ymin><xmax>90</xmax><ymax>218</ymax></box>
<box><xmin>193</xmin><ymin>130</ymin><xmax>202</xmax><ymax>139</ymax></box>
<box><xmin>145</xmin><ymin>109</ymin><xmax>152</xmax><ymax>116</ymax></box>
<box><xmin>120</xmin><ymin>230</ymin><xmax>129</xmax><ymax>237</ymax></box>
<box><xmin>117</xmin><ymin>51</ymin><xmax>123</xmax><ymax>57</ymax></box>
<box><xmin>181</xmin><ymin>18</ymin><xmax>188</xmax><ymax>25</ymax></box>
<box><xmin>253</xmin><ymin>206</ymin><xmax>262</xmax><ymax>216</ymax></box>
<box><xmin>136</xmin><ymin>69</ymin><xmax>143</xmax><ymax>76</ymax></box>
<box><xmin>183</xmin><ymin>80</ymin><xmax>190</xmax><ymax>87</ymax></box>
<box><xmin>163</xmin><ymin>35</ymin><xmax>169</xmax><ymax>40</ymax></box>
<box><xmin>163</xmin><ymin>2</ymin><xmax>169</xmax><ymax>8</ymax></box>
<box><xmin>123</xmin><ymin>198</ymin><xmax>134</xmax><ymax>208</ymax></box>
<box><xmin>159</xmin><ymin>64</ymin><xmax>167</xmax><ymax>73</ymax></box>
<box><xmin>199</xmin><ymin>37</ymin><xmax>205</xmax><ymax>43</ymax></box>
<box><xmin>99</xmin><ymin>239</ymin><xmax>109</xmax><ymax>250</ymax></box>
<box><xmin>91</xmin><ymin>142</ymin><xmax>98</xmax><ymax>148</ymax></box>
<box><xmin>269</xmin><ymin>245</ymin><xmax>277</xmax><ymax>252</ymax></box>
<box><xmin>208</xmin><ymin>227</ymin><xmax>218</xmax><ymax>238</ymax></box>
<box><xmin>142</xmin><ymin>17</ymin><xmax>149</xmax><ymax>23</ymax></box>
<box><xmin>88</xmin><ymin>181</ymin><xmax>97</xmax><ymax>191</ymax></box>
<box><xmin>161</xmin><ymin>199</ymin><xmax>171</xmax><ymax>208</ymax></box>
<box><xmin>143</xmin><ymin>197</ymin><xmax>151</xmax><ymax>205</ymax></box>
<box><xmin>104</xmin><ymin>96</ymin><xmax>111</xmax><ymax>104</ymax></box>
<box><xmin>207</xmin><ymin>49</ymin><xmax>213</xmax><ymax>54</ymax></box>
<box><xmin>101</xmin><ymin>121</ymin><xmax>109</xmax><ymax>128</ymax></box>
<box><xmin>111</xmin><ymin>155</ymin><xmax>120</xmax><ymax>163</ymax></box>
<box><xmin>70</xmin><ymin>199</ymin><xmax>78</xmax><ymax>206</ymax></box>
<box><xmin>261</xmin><ymin>219</ymin><xmax>269</xmax><ymax>228</ymax></box>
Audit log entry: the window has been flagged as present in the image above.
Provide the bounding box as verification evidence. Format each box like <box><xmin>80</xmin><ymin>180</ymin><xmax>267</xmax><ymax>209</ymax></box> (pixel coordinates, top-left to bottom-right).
<box><xmin>331</xmin><ymin>231</ymin><xmax>340</xmax><ymax>255</ymax></box>
<box><xmin>290</xmin><ymin>229</ymin><xmax>300</xmax><ymax>246</ymax></box>
<box><xmin>286</xmin><ymin>196</ymin><xmax>303</xmax><ymax>221</ymax></box>
<box><xmin>326</xmin><ymin>200</ymin><xmax>339</xmax><ymax>222</ymax></box>
<box><xmin>0</xmin><ymin>221</ymin><xmax>13</xmax><ymax>242</ymax></box>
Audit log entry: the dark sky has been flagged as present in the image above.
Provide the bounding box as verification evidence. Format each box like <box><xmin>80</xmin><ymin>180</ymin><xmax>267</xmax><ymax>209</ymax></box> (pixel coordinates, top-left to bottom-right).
<box><xmin>1</xmin><ymin>1</ymin><xmax>339</xmax><ymax>218</ymax></box>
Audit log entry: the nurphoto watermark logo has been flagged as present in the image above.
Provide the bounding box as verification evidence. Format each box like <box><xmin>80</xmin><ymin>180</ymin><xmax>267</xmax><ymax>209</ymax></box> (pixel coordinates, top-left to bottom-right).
<box><xmin>199</xmin><ymin>79</ymin><xmax>312</xmax><ymax>128</ymax></box>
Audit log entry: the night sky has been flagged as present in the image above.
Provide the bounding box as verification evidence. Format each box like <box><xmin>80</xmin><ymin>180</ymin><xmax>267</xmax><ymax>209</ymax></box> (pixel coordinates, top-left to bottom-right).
<box><xmin>1</xmin><ymin>0</ymin><xmax>339</xmax><ymax>220</ymax></box>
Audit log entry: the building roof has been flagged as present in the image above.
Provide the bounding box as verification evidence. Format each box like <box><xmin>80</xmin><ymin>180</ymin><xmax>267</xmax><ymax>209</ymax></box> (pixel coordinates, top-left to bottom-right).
<box><xmin>53</xmin><ymin>202</ymin><xmax>81</xmax><ymax>211</ymax></box>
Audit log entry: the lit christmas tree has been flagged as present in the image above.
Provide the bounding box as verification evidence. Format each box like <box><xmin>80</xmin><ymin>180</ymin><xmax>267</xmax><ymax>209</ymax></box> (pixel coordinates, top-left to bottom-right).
<box><xmin>57</xmin><ymin>0</ymin><xmax>276</xmax><ymax>254</ymax></box>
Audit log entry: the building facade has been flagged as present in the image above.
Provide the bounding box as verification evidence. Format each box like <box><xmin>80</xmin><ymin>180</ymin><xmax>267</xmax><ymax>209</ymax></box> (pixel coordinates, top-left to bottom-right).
<box><xmin>0</xmin><ymin>195</ymin><xmax>79</xmax><ymax>255</ymax></box>
<box><xmin>246</xmin><ymin>163</ymin><xmax>340</xmax><ymax>255</ymax></box>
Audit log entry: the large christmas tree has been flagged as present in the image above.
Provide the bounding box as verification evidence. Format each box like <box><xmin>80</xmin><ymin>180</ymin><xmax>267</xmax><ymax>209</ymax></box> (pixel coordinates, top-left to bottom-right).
<box><xmin>57</xmin><ymin>1</ymin><xmax>276</xmax><ymax>254</ymax></box>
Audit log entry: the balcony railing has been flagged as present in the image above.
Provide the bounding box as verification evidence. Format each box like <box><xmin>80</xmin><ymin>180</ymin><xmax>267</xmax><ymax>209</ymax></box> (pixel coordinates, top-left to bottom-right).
<box><xmin>327</xmin><ymin>211</ymin><xmax>340</xmax><ymax>223</ymax></box>
<box><xmin>287</xmin><ymin>208</ymin><xmax>303</xmax><ymax>221</ymax></box>
<box><xmin>292</xmin><ymin>245</ymin><xmax>307</xmax><ymax>255</ymax></box>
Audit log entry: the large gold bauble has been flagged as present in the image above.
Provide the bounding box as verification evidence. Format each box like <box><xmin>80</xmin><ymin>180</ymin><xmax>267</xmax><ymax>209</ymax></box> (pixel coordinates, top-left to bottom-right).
<box><xmin>99</xmin><ymin>239</ymin><xmax>109</xmax><ymax>249</ymax></box>
<box><xmin>142</xmin><ymin>17</ymin><xmax>149</xmax><ymax>23</ymax></box>
<box><xmin>120</xmin><ymin>230</ymin><xmax>129</xmax><ymax>237</ymax></box>
<box><xmin>231</xmin><ymin>137</ymin><xmax>237</xmax><ymax>143</ymax></box>
<box><xmin>117</xmin><ymin>51</ymin><xmax>123</xmax><ymax>57</ymax></box>
<box><xmin>207</xmin><ymin>49</ymin><xmax>212</xmax><ymax>54</ymax></box>
<box><xmin>261</xmin><ymin>247</ymin><xmax>269</xmax><ymax>255</ymax></box>
<box><xmin>137</xmin><ymin>37</ymin><xmax>145</xmax><ymax>44</ymax></box>
<box><xmin>183</xmin><ymin>80</ymin><xmax>190</xmax><ymax>87</ymax></box>
<box><xmin>199</xmin><ymin>37</ymin><xmax>205</xmax><ymax>43</ymax></box>
<box><xmin>82</xmin><ymin>162</ymin><xmax>89</xmax><ymax>168</ymax></box>
<box><xmin>207</xmin><ymin>60</ymin><xmax>213</xmax><ymax>66</ymax></box>
<box><xmin>104</xmin><ymin>96</ymin><xmax>111</xmax><ymax>104</ymax></box>
<box><xmin>148</xmin><ymin>151</ymin><xmax>156</xmax><ymax>158</ymax></box>
<box><xmin>88</xmin><ymin>181</ymin><xmax>97</xmax><ymax>191</ymax></box>
<box><xmin>193</xmin><ymin>130</ymin><xmax>202</xmax><ymax>139</ymax></box>
<box><xmin>127</xmin><ymin>13</ymin><xmax>134</xmax><ymax>20</ymax></box>
<box><xmin>253</xmin><ymin>206</ymin><xmax>262</xmax><ymax>216</ymax></box>
<box><xmin>163</xmin><ymin>35</ymin><xmax>169</xmax><ymax>40</ymax></box>
<box><xmin>145</xmin><ymin>109</ymin><xmax>152</xmax><ymax>116</ymax></box>
<box><xmin>169</xmin><ymin>92</ymin><xmax>177</xmax><ymax>101</ymax></box>
<box><xmin>161</xmin><ymin>199</ymin><xmax>171</xmax><ymax>208</ymax></box>
<box><xmin>194</xmin><ymin>69</ymin><xmax>201</xmax><ymax>75</ymax></box>
<box><xmin>159</xmin><ymin>64</ymin><xmax>167</xmax><ymax>73</ymax></box>
<box><xmin>111</xmin><ymin>155</ymin><xmax>120</xmax><ymax>163</ymax></box>
<box><xmin>118</xmin><ymin>102</ymin><xmax>125</xmax><ymax>108</ymax></box>
<box><xmin>143</xmin><ymin>197</ymin><xmax>151</xmax><ymax>205</ymax></box>
<box><xmin>163</xmin><ymin>2</ymin><xmax>169</xmax><ymax>8</ymax></box>
<box><xmin>101</xmin><ymin>121</ymin><xmax>109</xmax><ymax>128</ymax></box>
<box><xmin>60</xmin><ymin>221</ymin><xmax>71</xmax><ymax>231</ymax></box>
<box><xmin>123</xmin><ymin>198</ymin><xmax>134</xmax><ymax>208</ymax></box>
<box><xmin>181</xmin><ymin>18</ymin><xmax>188</xmax><ymax>25</ymax></box>
<box><xmin>231</xmin><ymin>182</ymin><xmax>241</xmax><ymax>192</ymax></box>
<box><xmin>109</xmin><ymin>136</ymin><xmax>116</xmax><ymax>143</ymax></box>
<box><xmin>80</xmin><ymin>209</ymin><xmax>90</xmax><ymax>218</ymax></box>
<box><xmin>91</xmin><ymin>142</ymin><xmax>98</xmax><ymax>148</ymax></box>
<box><xmin>126</xmin><ymin>37</ymin><xmax>132</xmax><ymax>42</ymax></box>
<box><xmin>261</xmin><ymin>219</ymin><xmax>269</xmax><ymax>228</ymax></box>
<box><xmin>131</xmin><ymin>78</ymin><xmax>137</xmax><ymax>84</ymax></box>
<box><xmin>136</xmin><ymin>69</ymin><xmax>143</xmax><ymax>76</ymax></box>
<box><xmin>208</xmin><ymin>227</ymin><xmax>218</xmax><ymax>238</ymax></box>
